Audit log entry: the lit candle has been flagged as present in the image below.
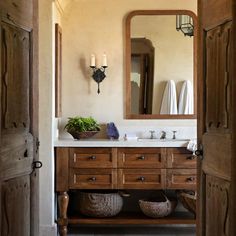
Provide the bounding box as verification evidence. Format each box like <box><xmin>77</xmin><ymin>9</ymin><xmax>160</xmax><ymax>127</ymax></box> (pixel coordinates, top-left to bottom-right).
<box><xmin>102</xmin><ymin>53</ymin><xmax>107</xmax><ymax>67</ymax></box>
<box><xmin>90</xmin><ymin>54</ymin><xmax>96</xmax><ymax>67</ymax></box>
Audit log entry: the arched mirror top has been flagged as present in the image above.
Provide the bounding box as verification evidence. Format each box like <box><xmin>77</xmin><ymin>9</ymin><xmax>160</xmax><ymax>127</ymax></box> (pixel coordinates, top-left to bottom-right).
<box><xmin>125</xmin><ymin>10</ymin><xmax>197</xmax><ymax>119</ymax></box>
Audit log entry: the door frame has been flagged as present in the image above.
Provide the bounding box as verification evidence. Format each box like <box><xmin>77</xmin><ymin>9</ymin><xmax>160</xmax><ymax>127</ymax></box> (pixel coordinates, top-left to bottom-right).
<box><xmin>30</xmin><ymin>0</ymin><xmax>39</xmax><ymax>235</ymax></box>
<box><xmin>230</xmin><ymin>1</ymin><xmax>236</xmax><ymax>235</ymax></box>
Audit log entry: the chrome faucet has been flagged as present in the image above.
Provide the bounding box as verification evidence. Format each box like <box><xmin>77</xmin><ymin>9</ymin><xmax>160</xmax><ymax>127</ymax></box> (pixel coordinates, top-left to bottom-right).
<box><xmin>149</xmin><ymin>130</ymin><xmax>155</xmax><ymax>139</ymax></box>
<box><xmin>160</xmin><ymin>131</ymin><xmax>166</xmax><ymax>140</ymax></box>
<box><xmin>172</xmin><ymin>131</ymin><xmax>177</xmax><ymax>139</ymax></box>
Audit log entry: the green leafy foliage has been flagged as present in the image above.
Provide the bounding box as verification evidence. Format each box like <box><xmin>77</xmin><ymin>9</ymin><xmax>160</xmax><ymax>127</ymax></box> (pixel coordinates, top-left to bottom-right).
<box><xmin>65</xmin><ymin>116</ymin><xmax>100</xmax><ymax>132</ymax></box>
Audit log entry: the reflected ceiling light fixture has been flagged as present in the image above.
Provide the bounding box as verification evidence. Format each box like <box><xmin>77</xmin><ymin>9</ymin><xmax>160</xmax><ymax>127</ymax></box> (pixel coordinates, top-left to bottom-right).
<box><xmin>176</xmin><ymin>15</ymin><xmax>194</xmax><ymax>37</ymax></box>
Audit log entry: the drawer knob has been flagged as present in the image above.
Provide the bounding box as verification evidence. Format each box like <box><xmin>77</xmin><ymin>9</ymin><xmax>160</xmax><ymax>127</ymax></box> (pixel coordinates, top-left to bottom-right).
<box><xmin>138</xmin><ymin>156</ymin><xmax>145</xmax><ymax>160</ymax></box>
<box><xmin>89</xmin><ymin>155</ymin><xmax>96</xmax><ymax>160</ymax></box>
<box><xmin>88</xmin><ymin>177</ymin><xmax>96</xmax><ymax>182</ymax></box>
<box><xmin>186</xmin><ymin>155</ymin><xmax>196</xmax><ymax>160</ymax></box>
<box><xmin>186</xmin><ymin>177</ymin><xmax>195</xmax><ymax>182</ymax></box>
<box><xmin>138</xmin><ymin>176</ymin><xmax>145</xmax><ymax>182</ymax></box>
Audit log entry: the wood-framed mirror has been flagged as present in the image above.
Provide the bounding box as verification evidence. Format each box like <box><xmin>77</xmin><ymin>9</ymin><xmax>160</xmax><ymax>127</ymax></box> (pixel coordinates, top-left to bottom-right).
<box><xmin>125</xmin><ymin>10</ymin><xmax>197</xmax><ymax>119</ymax></box>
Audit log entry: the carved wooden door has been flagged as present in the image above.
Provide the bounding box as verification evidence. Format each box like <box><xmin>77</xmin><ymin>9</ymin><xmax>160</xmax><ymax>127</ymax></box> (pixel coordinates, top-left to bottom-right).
<box><xmin>198</xmin><ymin>0</ymin><xmax>233</xmax><ymax>235</ymax></box>
<box><xmin>0</xmin><ymin>1</ymin><xmax>39</xmax><ymax>236</ymax></box>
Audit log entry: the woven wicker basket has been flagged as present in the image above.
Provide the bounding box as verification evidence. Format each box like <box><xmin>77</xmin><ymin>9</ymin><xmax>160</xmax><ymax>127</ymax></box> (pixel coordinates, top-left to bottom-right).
<box><xmin>68</xmin><ymin>130</ymin><xmax>98</xmax><ymax>139</ymax></box>
<box><xmin>139</xmin><ymin>194</ymin><xmax>177</xmax><ymax>218</ymax></box>
<box><xmin>78</xmin><ymin>191</ymin><xmax>123</xmax><ymax>217</ymax></box>
<box><xmin>177</xmin><ymin>191</ymin><xmax>196</xmax><ymax>216</ymax></box>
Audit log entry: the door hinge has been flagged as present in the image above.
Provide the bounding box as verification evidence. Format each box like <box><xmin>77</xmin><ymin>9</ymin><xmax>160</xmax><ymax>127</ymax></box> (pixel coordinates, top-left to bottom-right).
<box><xmin>36</xmin><ymin>138</ymin><xmax>40</xmax><ymax>153</ymax></box>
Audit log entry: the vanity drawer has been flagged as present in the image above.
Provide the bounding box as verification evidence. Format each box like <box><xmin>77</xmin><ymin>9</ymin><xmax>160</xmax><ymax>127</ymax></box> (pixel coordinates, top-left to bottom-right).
<box><xmin>118</xmin><ymin>169</ymin><xmax>166</xmax><ymax>189</ymax></box>
<box><xmin>166</xmin><ymin>169</ymin><xmax>196</xmax><ymax>189</ymax></box>
<box><xmin>117</xmin><ymin>148</ymin><xmax>166</xmax><ymax>168</ymax></box>
<box><xmin>167</xmin><ymin>148</ymin><xmax>196</xmax><ymax>168</ymax></box>
<box><xmin>69</xmin><ymin>148</ymin><xmax>117</xmax><ymax>168</ymax></box>
<box><xmin>69</xmin><ymin>169</ymin><xmax>117</xmax><ymax>189</ymax></box>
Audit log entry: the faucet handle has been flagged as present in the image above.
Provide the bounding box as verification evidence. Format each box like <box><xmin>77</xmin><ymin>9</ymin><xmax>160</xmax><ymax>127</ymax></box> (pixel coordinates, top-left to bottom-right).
<box><xmin>149</xmin><ymin>130</ymin><xmax>155</xmax><ymax>139</ymax></box>
<box><xmin>160</xmin><ymin>131</ymin><xmax>166</xmax><ymax>139</ymax></box>
<box><xmin>172</xmin><ymin>131</ymin><xmax>177</xmax><ymax>139</ymax></box>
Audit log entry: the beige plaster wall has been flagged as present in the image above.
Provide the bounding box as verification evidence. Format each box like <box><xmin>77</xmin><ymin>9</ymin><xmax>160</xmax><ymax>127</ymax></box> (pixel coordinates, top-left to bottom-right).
<box><xmin>39</xmin><ymin>1</ymin><xmax>61</xmax><ymax>235</ymax></box>
<box><xmin>60</xmin><ymin>0</ymin><xmax>197</xmax><ymax>131</ymax></box>
<box><xmin>131</xmin><ymin>15</ymin><xmax>193</xmax><ymax>114</ymax></box>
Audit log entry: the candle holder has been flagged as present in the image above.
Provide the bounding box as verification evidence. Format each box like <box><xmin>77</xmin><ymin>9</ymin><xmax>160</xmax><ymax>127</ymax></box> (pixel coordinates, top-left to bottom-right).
<box><xmin>90</xmin><ymin>65</ymin><xmax>107</xmax><ymax>94</ymax></box>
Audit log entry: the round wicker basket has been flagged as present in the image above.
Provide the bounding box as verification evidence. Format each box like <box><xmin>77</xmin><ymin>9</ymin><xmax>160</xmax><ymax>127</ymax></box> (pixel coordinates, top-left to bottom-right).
<box><xmin>177</xmin><ymin>191</ymin><xmax>196</xmax><ymax>216</ymax></box>
<box><xmin>78</xmin><ymin>191</ymin><xmax>123</xmax><ymax>217</ymax></box>
<box><xmin>139</xmin><ymin>194</ymin><xmax>177</xmax><ymax>218</ymax></box>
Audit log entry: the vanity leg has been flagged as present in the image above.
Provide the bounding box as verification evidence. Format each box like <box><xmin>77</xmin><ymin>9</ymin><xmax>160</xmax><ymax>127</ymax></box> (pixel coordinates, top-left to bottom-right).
<box><xmin>58</xmin><ymin>191</ymin><xmax>69</xmax><ymax>236</ymax></box>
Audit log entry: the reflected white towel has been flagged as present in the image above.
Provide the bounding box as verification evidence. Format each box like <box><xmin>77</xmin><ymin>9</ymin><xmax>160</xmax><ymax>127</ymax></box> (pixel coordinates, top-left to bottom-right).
<box><xmin>187</xmin><ymin>139</ymin><xmax>197</xmax><ymax>153</ymax></box>
<box><xmin>178</xmin><ymin>80</ymin><xmax>194</xmax><ymax>114</ymax></box>
<box><xmin>160</xmin><ymin>80</ymin><xmax>177</xmax><ymax>114</ymax></box>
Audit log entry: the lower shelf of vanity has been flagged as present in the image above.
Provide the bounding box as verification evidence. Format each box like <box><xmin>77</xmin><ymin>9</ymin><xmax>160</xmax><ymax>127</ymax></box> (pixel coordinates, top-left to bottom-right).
<box><xmin>68</xmin><ymin>212</ymin><xmax>196</xmax><ymax>225</ymax></box>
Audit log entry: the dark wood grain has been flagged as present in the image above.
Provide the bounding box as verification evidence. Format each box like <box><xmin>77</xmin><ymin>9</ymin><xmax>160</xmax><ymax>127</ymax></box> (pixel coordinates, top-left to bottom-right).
<box><xmin>117</xmin><ymin>168</ymin><xmax>166</xmax><ymax>189</ymax></box>
<box><xmin>230</xmin><ymin>1</ymin><xmax>236</xmax><ymax>235</ymax></box>
<box><xmin>202</xmin><ymin>0</ymin><xmax>232</xmax><ymax>30</ymax></box>
<box><xmin>58</xmin><ymin>191</ymin><xmax>69</xmax><ymax>236</ymax></box>
<box><xmin>55</xmin><ymin>147</ymin><xmax>197</xmax><ymax>235</ymax></box>
<box><xmin>56</xmin><ymin>147</ymin><xmax>69</xmax><ymax>192</ymax></box>
<box><xmin>69</xmin><ymin>147</ymin><xmax>116</xmax><ymax>169</ymax></box>
<box><xmin>166</xmin><ymin>169</ymin><xmax>197</xmax><ymax>190</ymax></box>
<box><xmin>69</xmin><ymin>169</ymin><xmax>117</xmax><ymax>189</ymax></box>
<box><xmin>68</xmin><ymin>212</ymin><xmax>196</xmax><ymax>225</ymax></box>
<box><xmin>166</xmin><ymin>148</ymin><xmax>197</xmax><ymax>169</ymax></box>
<box><xmin>198</xmin><ymin>0</ymin><xmax>233</xmax><ymax>235</ymax></box>
<box><xmin>118</xmin><ymin>147</ymin><xmax>166</xmax><ymax>168</ymax></box>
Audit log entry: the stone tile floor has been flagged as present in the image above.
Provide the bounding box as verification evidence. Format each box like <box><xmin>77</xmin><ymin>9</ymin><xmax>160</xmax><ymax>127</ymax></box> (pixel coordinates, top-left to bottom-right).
<box><xmin>68</xmin><ymin>225</ymin><xmax>196</xmax><ymax>236</ymax></box>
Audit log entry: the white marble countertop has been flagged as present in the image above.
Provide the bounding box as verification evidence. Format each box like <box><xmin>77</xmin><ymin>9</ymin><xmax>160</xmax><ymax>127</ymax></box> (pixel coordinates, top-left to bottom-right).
<box><xmin>54</xmin><ymin>138</ymin><xmax>190</xmax><ymax>148</ymax></box>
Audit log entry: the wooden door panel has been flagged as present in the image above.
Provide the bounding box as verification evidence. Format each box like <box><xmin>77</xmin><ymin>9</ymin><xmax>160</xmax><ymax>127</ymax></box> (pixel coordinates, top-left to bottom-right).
<box><xmin>205</xmin><ymin>21</ymin><xmax>231</xmax><ymax>131</ymax></box>
<box><xmin>199</xmin><ymin>0</ymin><xmax>233</xmax><ymax>235</ymax></box>
<box><xmin>1</xmin><ymin>176</ymin><xmax>30</xmax><ymax>236</ymax></box>
<box><xmin>1</xmin><ymin>22</ymin><xmax>30</xmax><ymax>130</ymax></box>
<box><xmin>205</xmin><ymin>175</ymin><xmax>229</xmax><ymax>236</ymax></box>
<box><xmin>202</xmin><ymin>133</ymin><xmax>231</xmax><ymax>180</ymax></box>
<box><xmin>202</xmin><ymin>0</ymin><xmax>231</xmax><ymax>29</ymax></box>
<box><xmin>0</xmin><ymin>1</ymin><xmax>33</xmax><ymax>29</ymax></box>
<box><xmin>0</xmin><ymin>0</ymin><xmax>38</xmax><ymax>233</ymax></box>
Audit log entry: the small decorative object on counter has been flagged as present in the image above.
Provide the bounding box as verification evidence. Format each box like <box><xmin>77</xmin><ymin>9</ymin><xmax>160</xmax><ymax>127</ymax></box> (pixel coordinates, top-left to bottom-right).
<box><xmin>64</xmin><ymin>116</ymin><xmax>100</xmax><ymax>139</ymax></box>
<box><xmin>139</xmin><ymin>192</ymin><xmax>177</xmax><ymax>218</ymax></box>
<box><xmin>106</xmin><ymin>122</ymin><xmax>119</xmax><ymax>140</ymax></box>
<box><xmin>78</xmin><ymin>191</ymin><xmax>123</xmax><ymax>217</ymax></box>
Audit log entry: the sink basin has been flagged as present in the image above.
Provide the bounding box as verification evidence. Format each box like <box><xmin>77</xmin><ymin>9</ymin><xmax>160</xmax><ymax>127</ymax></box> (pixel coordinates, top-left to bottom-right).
<box><xmin>137</xmin><ymin>138</ymin><xmax>190</xmax><ymax>142</ymax></box>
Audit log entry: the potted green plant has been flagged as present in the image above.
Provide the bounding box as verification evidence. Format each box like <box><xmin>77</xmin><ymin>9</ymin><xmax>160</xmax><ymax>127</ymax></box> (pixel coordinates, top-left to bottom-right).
<box><xmin>65</xmin><ymin>116</ymin><xmax>100</xmax><ymax>139</ymax></box>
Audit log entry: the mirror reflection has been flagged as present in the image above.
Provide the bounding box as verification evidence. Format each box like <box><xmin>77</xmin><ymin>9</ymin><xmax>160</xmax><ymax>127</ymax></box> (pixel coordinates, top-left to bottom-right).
<box><xmin>128</xmin><ymin>13</ymin><xmax>196</xmax><ymax>117</ymax></box>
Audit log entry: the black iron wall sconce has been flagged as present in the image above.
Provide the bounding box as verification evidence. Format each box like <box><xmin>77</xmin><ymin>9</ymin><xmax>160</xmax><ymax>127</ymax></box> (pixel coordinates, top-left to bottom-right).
<box><xmin>90</xmin><ymin>54</ymin><xmax>107</xmax><ymax>94</ymax></box>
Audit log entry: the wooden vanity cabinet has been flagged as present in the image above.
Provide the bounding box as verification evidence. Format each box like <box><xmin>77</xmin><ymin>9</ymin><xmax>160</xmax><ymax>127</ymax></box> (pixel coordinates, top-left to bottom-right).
<box><xmin>117</xmin><ymin>147</ymin><xmax>166</xmax><ymax>189</ymax></box>
<box><xmin>55</xmin><ymin>146</ymin><xmax>196</xmax><ymax>236</ymax></box>
<box><xmin>166</xmin><ymin>148</ymin><xmax>197</xmax><ymax>189</ymax></box>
